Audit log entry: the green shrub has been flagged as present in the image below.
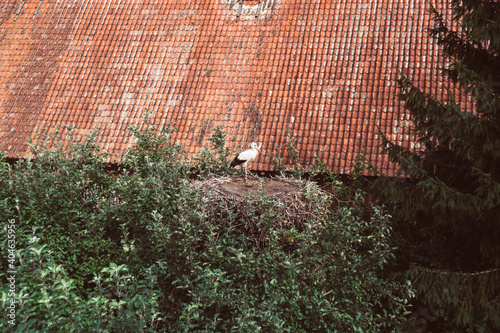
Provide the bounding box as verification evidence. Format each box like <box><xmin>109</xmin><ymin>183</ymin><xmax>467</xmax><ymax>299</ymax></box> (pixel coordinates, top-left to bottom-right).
<box><xmin>0</xmin><ymin>125</ymin><xmax>412</xmax><ymax>331</ymax></box>
<box><xmin>149</xmin><ymin>182</ymin><xmax>413</xmax><ymax>332</ymax></box>
<box><xmin>0</xmin><ymin>229</ymin><xmax>162</xmax><ymax>332</ymax></box>
<box><xmin>0</xmin><ymin>127</ymin><xmax>118</xmax><ymax>294</ymax></box>
<box><xmin>105</xmin><ymin>120</ymin><xmax>192</xmax><ymax>271</ymax></box>
<box><xmin>193</xmin><ymin>126</ymin><xmax>235</xmax><ymax>179</ymax></box>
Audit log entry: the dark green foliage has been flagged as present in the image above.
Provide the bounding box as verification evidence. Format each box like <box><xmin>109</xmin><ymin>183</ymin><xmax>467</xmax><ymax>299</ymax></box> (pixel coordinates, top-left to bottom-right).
<box><xmin>123</xmin><ymin>119</ymin><xmax>187</xmax><ymax>180</ymax></box>
<box><xmin>151</xmin><ymin>184</ymin><xmax>412</xmax><ymax>332</ymax></box>
<box><xmin>374</xmin><ymin>1</ymin><xmax>500</xmax><ymax>331</ymax></box>
<box><xmin>0</xmin><ymin>229</ymin><xmax>162</xmax><ymax>332</ymax></box>
<box><xmin>403</xmin><ymin>265</ymin><xmax>500</xmax><ymax>332</ymax></box>
<box><xmin>193</xmin><ymin>125</ymin><xmax>235</xmax><ymax>179</ymax></box>
<box><xmin>1</xmin><ymin>124</ymin><xmax>412</xmax><ymax>331</ymax></box>
<box><xmin>265</xmin><ymin>126</ymin><xmax>331</xmax><ymax>181</ymax></box>
<box><xmin>109</xmin><ymin>121</ymin><xmax>188</xmax><ymax>268</ymax></box>
<box><xmin>0</xmin><ymin>127</ymin><xmax>118</xmax><ymax>293</ymax></box>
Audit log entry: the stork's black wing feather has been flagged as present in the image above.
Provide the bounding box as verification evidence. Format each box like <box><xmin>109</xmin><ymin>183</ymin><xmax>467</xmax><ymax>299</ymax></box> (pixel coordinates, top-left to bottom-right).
<box><xmin>230</xmin><ymin>156</ymin><xmax>245</xmax><ymax>168</ymax></box>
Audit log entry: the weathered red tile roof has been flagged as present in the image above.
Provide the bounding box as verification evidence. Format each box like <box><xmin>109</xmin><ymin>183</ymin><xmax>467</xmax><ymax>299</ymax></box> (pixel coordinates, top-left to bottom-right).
<box><xmin>0</xmin><ymin>0</ymin><xmax>470</xmax><ymax>175</ymax></box>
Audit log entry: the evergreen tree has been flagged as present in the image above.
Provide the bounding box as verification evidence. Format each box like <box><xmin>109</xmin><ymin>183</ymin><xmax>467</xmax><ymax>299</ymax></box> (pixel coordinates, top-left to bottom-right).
<box><xmin>374</xmin><ymin>1</ymin><xmax>500</xmax><ymax>331</ymax></box>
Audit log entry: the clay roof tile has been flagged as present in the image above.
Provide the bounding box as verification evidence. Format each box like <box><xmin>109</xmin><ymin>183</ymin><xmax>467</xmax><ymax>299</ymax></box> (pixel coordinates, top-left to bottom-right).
<box><xmin>0</xmin><ymin>0</ymin><xmax>465</xmax><ymax>175</ymax></box>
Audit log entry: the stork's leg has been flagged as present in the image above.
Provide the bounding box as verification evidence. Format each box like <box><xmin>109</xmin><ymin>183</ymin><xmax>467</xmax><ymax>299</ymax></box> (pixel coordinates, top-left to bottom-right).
<box><xmin>245</xmin><ymin>165</ymin><xmax>248</xmax><ymax>183</ymax></box>
<box><xmin>247</xmin><ymin>161</ymin><xmax>256</xmax><ymax>180</ymax></box>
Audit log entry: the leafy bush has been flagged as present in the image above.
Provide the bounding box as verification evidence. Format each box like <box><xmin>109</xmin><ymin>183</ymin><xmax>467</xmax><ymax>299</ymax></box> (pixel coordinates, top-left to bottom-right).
<box><xmin>0</xmin><ymin>229</ymin><xmax>162</xmax><ymax>332</ymax></box>
<box><xmin>149</xmin><ymin>182</ymin><xmax>413</xmax><ymax>332</ymax></box>
<box><xmin>105</xmin><ymin>121</ymin><xmax>189</xmax><ymax>269</ymax></box>
<box><xmin>0</xmin><ymin>127</ymin><xmax>118</xmax><ymax>293</ymax></box>
<box><xmin>0</xmin><ymin>125</ymin><xmax>412</xmax><ymax>331</ymax></box>
<box><xmin>193</xmin><ymin>126</ymin><xmax>235</xmax><ymax>179</ymax></box>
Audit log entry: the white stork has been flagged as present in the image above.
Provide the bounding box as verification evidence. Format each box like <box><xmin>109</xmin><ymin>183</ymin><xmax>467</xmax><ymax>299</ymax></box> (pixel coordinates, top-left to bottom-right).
<box><xmin>230</xmin><ymin>142</ymin><xmax>262</xmax><ymax>183</ymax></box>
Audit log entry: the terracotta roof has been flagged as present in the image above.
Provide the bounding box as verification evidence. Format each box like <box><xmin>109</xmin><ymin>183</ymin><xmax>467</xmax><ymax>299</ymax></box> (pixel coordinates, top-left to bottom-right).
<box><xmin>0</xmin><ymin>0</ymin><xmax>470</xmax><ymax>175</ymax></box>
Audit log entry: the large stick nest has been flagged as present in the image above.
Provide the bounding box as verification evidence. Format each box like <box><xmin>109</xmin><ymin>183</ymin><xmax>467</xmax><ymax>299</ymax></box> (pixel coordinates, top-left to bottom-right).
<box><xmin>194</xmin><ymin>175</ymin><xmax>331</xmax><ymax>247</ymax></box>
